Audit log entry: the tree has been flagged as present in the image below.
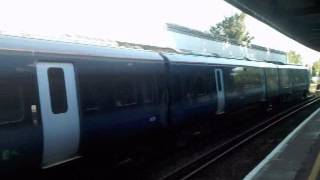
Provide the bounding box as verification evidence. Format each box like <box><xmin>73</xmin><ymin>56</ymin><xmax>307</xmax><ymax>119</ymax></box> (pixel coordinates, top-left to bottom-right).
<box><xmin>312</xmin><ymin>59</ymin><xmax>320</xmax><ymax>76</ymax></box>
<box><xmin>287</xmin><ymin>51</ymin><xmax>302</xmax><ymax>65</ymax></box>
<box><xmin>209</xmin><ymin>13</ymin><xmax>254</xmax><ymax>45</ymax></box>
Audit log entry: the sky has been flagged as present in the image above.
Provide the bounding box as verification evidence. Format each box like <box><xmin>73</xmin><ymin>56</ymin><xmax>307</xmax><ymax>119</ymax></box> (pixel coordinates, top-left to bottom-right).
<box><xmin>0</xmin><ymin>0</ymin><xmax>319</xmax><ymax>65</ymax></box>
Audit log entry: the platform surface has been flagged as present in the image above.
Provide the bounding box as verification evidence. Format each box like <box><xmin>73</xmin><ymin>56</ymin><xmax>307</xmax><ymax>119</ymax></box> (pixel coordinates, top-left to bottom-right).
<box><xmin>244</xmin><ymin>107</ymin><xmax>320</xmax><ymax>180</ymax></box>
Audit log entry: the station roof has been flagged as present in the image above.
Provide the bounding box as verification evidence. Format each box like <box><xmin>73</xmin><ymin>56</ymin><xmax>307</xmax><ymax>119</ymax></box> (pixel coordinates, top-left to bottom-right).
<box><xmin>225</xmin><ymin>0</ymin><xmax>320</xmax><ymax>51</ymax></box>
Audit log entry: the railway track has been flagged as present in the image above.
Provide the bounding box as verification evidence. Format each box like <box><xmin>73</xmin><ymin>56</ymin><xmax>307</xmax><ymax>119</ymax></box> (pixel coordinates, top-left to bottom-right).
<box><xmin>160</xmin><ymin>97</ymin><xmax>320</xmax><ymax>180</ymax></box>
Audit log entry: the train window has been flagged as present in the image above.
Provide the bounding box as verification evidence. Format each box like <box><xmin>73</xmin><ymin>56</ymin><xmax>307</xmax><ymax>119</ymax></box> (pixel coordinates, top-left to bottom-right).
<box><xmin>141</xmin><ymin>78</ymin><xmax>155</xmax><ymax>104</ymax></box>
<box><xmin>171</xmin><ymin>74</ymin><xmax>183</xmax><ymax>102</ymax></box>
<box><xmin>82</xmin><ymin>75</ymin><xmax>141</xmax><ymax>111</ymax></box>
<box><xmin>295</xmin><ymin>70</ymin><xmax>306</xmax><ymax>84</ymax></box>
<box><xmin>265</xmin><ymin>68</ymin><xmax>279</xmax><ymax>93</ymax></box>
<box><xmin>194</xmin><ymin>76</ymin><xmax>208</xmax><ymax>96</ymax></box>
<box><xmin>230</xmin><ymin>66</ymin><xmax>263</xmax><ymax>96</ymax></box>
<box><xmin>48</xmin><ymin>68</ymin><xmax>68</xmax><ymax>114</ymax></box>
<box><xmin>231</xmin><ymin>66</ymin><xmax>246</xmax><ymax>90</ymax></box>
<box><xmin>184</xmin><ymin>71</ymin><xmax>211</xmax><ymax>103</ymax></box>
<box><xmin>114</xmin><ymin>80</ymin><xmax>138</xmax><ymax>107</ymax></box>
<box><xmin>245</xmin><ymin>68</ymin><xmax>262</xmax><ymax>88</ymax></box>
<box><xmin>279</xmin><ymin>69</ymin><xmax>290</xmax><ymax>88</ymax></box>
<box><xmin>232</xmin><ymin>67</ymin><xmax>262</xmax><ymax>89</ymax></box>
<box><xmin>0</xmin><ymin>81</ymin><xmax>24</xmax><ymax>124</ymax></box>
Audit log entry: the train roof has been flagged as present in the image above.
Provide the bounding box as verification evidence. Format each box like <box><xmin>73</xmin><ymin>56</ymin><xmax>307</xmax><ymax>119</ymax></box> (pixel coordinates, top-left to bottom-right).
<box><xmin>164</xmin><ymin>53</ymin><xmax>308</xmax><ymax>70</ymax></box>
<box><xmin>277</xmin><ymin>64</ymin><xmax>308</xmax><ymax>70</ymax></box>
<box><xmin>0</xmin><ymin>34</ymin><xmax>308</xmax><ymax>70</ymax></box>
<box><xmin>0</xmin><ymin>34</ymin><xmax>163</xmax><ymax>61</ymax></box>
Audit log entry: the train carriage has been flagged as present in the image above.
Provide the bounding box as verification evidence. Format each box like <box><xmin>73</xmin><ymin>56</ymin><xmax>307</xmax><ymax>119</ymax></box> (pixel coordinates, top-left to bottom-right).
<box><xmin>278</xmin><ymin>65</ymin><xmax>309</xmax><ymax>101</ymax></box>
<box><xmin>0</xmin><ymin>34</ymin><xmax>310</xmax><ymax>174</ymax></box>
<box><xmin>165</xmin><ymin>53</ymin><xmax>288</xmax><ymax>127</ymax></box>
<box><xmin>0</xmin><ymin>35</ymin><xmax>169</xmax><ymax>171</ymax></box>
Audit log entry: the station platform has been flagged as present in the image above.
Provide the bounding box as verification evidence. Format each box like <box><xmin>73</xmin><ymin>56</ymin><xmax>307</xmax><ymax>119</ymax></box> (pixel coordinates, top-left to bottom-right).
<box><xmin>244</xmin><ymin>107</ymin><xmax>320</xmax><ymax>180</ymax></box>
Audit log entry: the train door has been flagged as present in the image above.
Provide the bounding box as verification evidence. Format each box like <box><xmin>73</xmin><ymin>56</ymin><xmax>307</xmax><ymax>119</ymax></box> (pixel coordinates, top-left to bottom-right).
<box><xmin>36</xmin><ymin>62</ymin><xmax>80</xmax><ymax>168</ymax></box>
<box><xmin>215</xmin><ymin>69</ymin><xmax>225</xmax><ymax>114</ymax></box>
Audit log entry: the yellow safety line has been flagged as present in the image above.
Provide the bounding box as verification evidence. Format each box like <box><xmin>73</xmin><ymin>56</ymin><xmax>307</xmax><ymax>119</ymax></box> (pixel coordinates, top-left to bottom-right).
<box><xmin>308</xmin><ymin>151</ymin><xmax>320</xmax><ymax>180</ymax></box>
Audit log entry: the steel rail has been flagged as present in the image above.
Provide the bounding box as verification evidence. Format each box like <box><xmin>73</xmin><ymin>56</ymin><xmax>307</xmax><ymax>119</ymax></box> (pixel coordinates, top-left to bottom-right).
<box><xmin>160</xmin><ymin>97</ymin><xmax>320</xmax><ymax>180</ymax></box>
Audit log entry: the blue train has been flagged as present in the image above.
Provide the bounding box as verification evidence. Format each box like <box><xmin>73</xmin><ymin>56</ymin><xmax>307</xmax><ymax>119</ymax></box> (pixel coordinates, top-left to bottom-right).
<box><xmin>0</xmin><ymin>34</ymin><xmax>309</xmax><ymax>173</ymax></box>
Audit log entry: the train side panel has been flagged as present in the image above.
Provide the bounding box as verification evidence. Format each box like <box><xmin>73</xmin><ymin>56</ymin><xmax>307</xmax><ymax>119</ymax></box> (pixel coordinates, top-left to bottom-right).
<box><xmin>278</xmin><ymin>67</ymin><xmax>309</xmax><ymax>101</ymax></box>
<box><xmin>76</xmin><ymin>57</ymin><xmax>168</xmax><ymax>155</ymax></box>
<box><xmin>265</xmin><ymin>67</ymin><xmax>280</xmax><ymax>103</ymax></box>
<box><xmin>0</xmin><ymin>51</ymin><xmax>42</xmax><ymax>173</ymax></box>
<box><xmin>168</xmin><ymin>62</ymin><xmax>217</xmax><ymax>126</ymax></box>
<box><xmin>223</xmin><ymin>65</ymin><xmax>266</xmax><ymax>113</ymax></box>
<box><xmin>290</xmin><ymin>69</ymin><xmax>309</xmax><ymax>97</ymax></box>
<box><xmin>278</xmin><ymin>68</ymin><xmax>292</xmax><ymax>100</ymax></box>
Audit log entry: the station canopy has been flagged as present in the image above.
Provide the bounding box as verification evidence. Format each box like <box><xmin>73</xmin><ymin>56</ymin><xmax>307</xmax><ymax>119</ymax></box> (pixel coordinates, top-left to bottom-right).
<box><xmin>225</xmin><ymin>0</ymin><xmax>320</xmax><ymax>51</ymax></box>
